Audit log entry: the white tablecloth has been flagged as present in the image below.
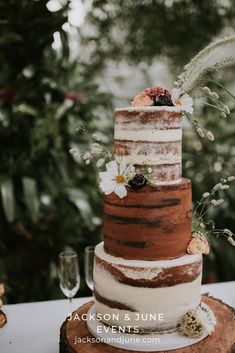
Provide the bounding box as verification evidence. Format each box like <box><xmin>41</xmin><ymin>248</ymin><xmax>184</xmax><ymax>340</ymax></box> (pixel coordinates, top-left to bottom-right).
<box><xmin>1</xmin><ymin>281</ymin><xmax>235</xmax><ymax>353</ymax></box>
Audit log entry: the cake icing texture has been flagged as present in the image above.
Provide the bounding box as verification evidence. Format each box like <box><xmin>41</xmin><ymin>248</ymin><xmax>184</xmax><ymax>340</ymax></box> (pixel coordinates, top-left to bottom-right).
<box><xmin>114</xmin><ymin>107</ymin><xmax>182</xmax><ymax>184</ymax></box>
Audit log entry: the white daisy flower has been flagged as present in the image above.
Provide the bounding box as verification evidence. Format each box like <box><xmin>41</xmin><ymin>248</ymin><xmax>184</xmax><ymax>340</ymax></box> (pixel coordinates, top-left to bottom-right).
<box><xmin>171</xmin><ymin>88</ymin><xmax>194</xmax><ymax>114</ymax></box>
<box><xmin>99</xmin><ymin>159</ymin><xmax>135</xmax><ymax>198</ymax></box>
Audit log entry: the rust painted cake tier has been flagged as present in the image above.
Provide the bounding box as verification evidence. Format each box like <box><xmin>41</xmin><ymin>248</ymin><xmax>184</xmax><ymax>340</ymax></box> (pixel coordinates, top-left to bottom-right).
<box><xmin>103</xmin><ymin>178</ymin><xmax>192</xmax><ymax>260</ymax></box>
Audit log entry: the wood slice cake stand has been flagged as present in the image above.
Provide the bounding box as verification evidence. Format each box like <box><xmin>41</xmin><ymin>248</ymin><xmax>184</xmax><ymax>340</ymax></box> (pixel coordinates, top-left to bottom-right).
<box><xmin>59</xmin><ymin>296</ymin><xmax>235</xmax><ymax>353</ymax></box>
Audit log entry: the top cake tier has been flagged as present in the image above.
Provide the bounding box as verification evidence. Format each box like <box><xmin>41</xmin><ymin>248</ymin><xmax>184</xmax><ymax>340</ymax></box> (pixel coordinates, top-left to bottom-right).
<box><xmin>114</xmin><ymin>107</ymin><xmax>182</xmax><ymax>185</ymax></box>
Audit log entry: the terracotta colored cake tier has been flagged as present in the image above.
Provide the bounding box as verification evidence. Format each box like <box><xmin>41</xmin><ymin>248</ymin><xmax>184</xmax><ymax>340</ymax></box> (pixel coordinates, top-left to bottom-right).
<box><xmin>103</xmin><ymin>178</ymin><xmax>192</xmax><ymax>260</ymax></box>
<box><xmin>93</xmin><ymin>243</ymin><xmax>202</xmax><ymax>333</ymax></box>
<box><xmin>114</xmin><ymin>107</ymin><xmax>182</xmax><ymax>184</ymax></box>
<box><xmin>59</xmin><ymin>297</ymin><xmax>235</xmax><ymax>353</ymax></box>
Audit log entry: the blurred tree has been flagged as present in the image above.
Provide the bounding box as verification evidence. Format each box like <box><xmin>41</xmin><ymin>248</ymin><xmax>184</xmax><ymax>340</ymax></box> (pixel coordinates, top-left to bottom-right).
<box><xmin>81</xmin><ymin>0</ymin><xmax>235</xmax><ymax>73</ymax></box>
<box><xmin>0</xmin><ymin>0</ymin><xmax>113</xmax><ymax>303</ymax></box>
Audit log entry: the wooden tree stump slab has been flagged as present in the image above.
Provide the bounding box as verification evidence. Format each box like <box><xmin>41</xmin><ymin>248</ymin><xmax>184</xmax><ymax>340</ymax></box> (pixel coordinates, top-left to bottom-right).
<box><xmin>59</xmin><ymin>296</ymin><xmax>235</xmax><ymax>353</ymax></box>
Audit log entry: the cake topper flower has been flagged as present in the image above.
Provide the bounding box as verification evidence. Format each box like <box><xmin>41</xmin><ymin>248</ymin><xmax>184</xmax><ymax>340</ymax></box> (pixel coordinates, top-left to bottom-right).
<box><xmin>131</xmin><ymin>86</ymin><xmax>173</xmax><ymax>107</ymax></box>
<box><xmin>131</xmin><ymin>86</ymin><xmax>194</xmax><ymax>110</ymax></box>
<box><xmin>171</xmin><ymin>88</ymin><xmax>194</xmax><ymax>114</ymax></box>
<box><xmin>187</xmin><ymin>232</ymin><xmax>210</xmax><ymax>255</ymax></box>
<box><xmin>144</xmin><ymin>86</ymin><xmax>170</xmax><ymax>98</ymax></box>
<box><xmin>99</xmin><ymin>159</ymin><xmax>135</xmax><ymax>198</ymax></box>
<box><xmin>131</xmin><ymin>92</ymin><xmax>153</xmax><ymax>107</ymax></box>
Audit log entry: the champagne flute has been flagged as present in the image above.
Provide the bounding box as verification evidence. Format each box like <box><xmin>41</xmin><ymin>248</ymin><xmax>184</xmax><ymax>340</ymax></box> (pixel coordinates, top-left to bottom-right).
<box><xmin>58</xmin><ymin>251</ymin><xmax>80</xmax><ymax>304</ymax></box>
<box><xmin>84</xmin><ymin>245</ymin><xmax>95</xmax><ymax>291</ymax></box>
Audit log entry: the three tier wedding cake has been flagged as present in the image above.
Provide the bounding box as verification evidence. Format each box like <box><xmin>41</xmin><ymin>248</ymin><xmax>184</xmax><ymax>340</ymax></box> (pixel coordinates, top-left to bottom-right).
<box><xmin>92</xmin><ymin>87</ymin><xmax>213</xmax><ymax>338</ymax></box>
<box><xmin>62</xmin><ymin>35</ymin><xmax>235</xmax><ymax>351</ymax></box>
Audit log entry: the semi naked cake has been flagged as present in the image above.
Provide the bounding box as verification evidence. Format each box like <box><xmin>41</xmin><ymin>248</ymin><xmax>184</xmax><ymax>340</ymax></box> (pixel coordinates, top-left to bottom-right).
<box><xmin>61</xmin><ymin>45</ymin><xmax>235</xmax><ymax>350</ymax></box>
<box><xmin>61</xmin><ymin>87</ymin><xmax>226</xmax><ymax>353</ymax></box>
<box><xmin>93</xmin><ymin>87</ymin><xmax>213</xmax><ymax>337</ymax></box>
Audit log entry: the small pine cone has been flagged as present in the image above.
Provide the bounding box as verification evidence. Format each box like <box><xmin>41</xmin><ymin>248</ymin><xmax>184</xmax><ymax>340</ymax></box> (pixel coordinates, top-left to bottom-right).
<box><xmin>155</xmin><ymin>94</ymin><xmax>173</xmax><ymax>106</ymax></box>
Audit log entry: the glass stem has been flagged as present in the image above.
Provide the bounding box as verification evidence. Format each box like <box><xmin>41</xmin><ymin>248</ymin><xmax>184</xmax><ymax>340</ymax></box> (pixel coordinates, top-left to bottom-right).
<box><xmin>68</xmin><ymin>297</ymin><xmax>73</xmax><ymax>317</ymax></box>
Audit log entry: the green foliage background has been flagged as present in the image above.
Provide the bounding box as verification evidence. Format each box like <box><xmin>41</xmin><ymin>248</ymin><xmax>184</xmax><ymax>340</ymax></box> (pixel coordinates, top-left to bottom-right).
<box><xmin>0</xmin><ymin>0</ymin><xmax>235</xmax><ymax>303</ymax></box>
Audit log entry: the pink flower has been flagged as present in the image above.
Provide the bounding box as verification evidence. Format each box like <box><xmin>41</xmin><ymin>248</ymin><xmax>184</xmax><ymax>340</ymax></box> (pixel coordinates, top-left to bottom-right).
<box><xmin>0</xmin><ymin>283</ymin><xmax>4</xmax><ymax>297</ymax></box>
<box><xmin>131</xmin><ymin>93</ymin><xmax>153</xmax><ymax>107</ymax></box>
<box><xmin>65</xmin><ymin>91</ymin><xmax>80</xmax><ymax>101</ymax></box>
<box><xmin>144</xmin><ymin>86</ymin><xmax>170</xmax><ymax>98</ymax></box>
<box><xmin>187</xmin><ymin>234</ymin><xmax>210</xmax><ymax>255</ymax></box>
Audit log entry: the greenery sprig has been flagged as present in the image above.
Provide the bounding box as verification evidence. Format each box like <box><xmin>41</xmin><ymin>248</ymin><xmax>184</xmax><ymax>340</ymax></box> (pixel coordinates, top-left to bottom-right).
<box><xmin>70</xmin><ymin>130</ymin><xmax>112</xmax><ymax>167</ymax></box>
<box><xmin>193</xmin><ymin>176</ymin><xmax>235</xmax><ymax>246</ymax></box>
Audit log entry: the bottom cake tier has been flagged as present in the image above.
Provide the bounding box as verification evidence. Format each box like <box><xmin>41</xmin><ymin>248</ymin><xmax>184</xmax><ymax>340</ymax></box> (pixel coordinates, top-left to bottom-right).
<box><xmin>93</xmin><ymin>242</ymin><xmax>202</xmax><ymax>333</ymax></box>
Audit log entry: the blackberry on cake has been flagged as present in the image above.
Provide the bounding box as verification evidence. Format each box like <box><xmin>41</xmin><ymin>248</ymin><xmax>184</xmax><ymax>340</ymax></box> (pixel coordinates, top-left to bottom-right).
<box><xmin>128</xmin><ymin>174</ymin><xmax>147</xmax><ymax>190</ymax></box>
<box><xmin>155</xmin><ymin>94</ymin><xmax>174</xmax><ymax>106</ymax></box>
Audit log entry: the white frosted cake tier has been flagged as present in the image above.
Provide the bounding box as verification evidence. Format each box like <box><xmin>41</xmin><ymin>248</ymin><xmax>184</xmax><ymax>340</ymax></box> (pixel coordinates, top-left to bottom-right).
<box><xmin>93</xmin><ymin>243</ymin><xmax>202</xmax><ymax>333</ymax></box>
<box><xmin>114</xmin><ymin>107</ymin><xmax>182</xmax><ymax>184</ymax></box>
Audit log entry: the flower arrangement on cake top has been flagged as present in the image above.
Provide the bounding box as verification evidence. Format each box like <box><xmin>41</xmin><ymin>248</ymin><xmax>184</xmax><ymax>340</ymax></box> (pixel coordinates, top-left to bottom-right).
<box><xmin>131</xmin><ymin>87</ymin><xmax>172</xmax><ymax>107</ymax></box>
<box><xmin>131</xmin><ymin>86</ymin><xmax>194</xmax><ymax>114</ymax></box>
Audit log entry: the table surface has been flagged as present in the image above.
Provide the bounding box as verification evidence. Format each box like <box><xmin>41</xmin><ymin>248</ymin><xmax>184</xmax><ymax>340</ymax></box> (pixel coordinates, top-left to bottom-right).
<box><xmin>1</xmin><ymin>281</ymin><xmax>235</xmax><ymax>353</ymax></box>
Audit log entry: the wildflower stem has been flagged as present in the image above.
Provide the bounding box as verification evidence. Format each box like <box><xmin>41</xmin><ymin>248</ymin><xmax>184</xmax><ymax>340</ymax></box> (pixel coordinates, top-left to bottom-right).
<box><xmin>197</xmin><ymin>100</ymin><xmax>221</xmax><ymax>110</ymax></box>
<box><xmin>207</xmin><ymin>80</ymin><xmax>235</xmax><ymax>99</ymax></box>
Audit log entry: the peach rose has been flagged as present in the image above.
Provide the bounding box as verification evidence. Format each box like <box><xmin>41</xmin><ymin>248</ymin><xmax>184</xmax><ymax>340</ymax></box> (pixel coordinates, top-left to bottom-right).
<box><xmin>187</xmin><ymin>236</ymin><xmax>210</xmax><ymax>255</ymax></box>
<box><xmin>0</xmin><ymin>311</ymin><xmax>6</xmax><ymax>328</ymax></box>
<box><xmin>0</xmin><ymin>284</ymin><xmax>4</xmax><ymax>297</ymax></box>
<box><xmin>131</xmin><ymin>93</ymin><xmax>153</xmax><ymax>107</ymax></box>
